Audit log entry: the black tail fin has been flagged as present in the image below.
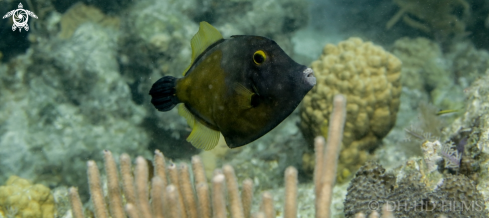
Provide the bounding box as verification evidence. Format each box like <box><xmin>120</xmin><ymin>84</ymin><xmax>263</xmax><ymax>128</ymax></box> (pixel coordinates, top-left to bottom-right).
<box><xmin>149</xmin><ymin>76</ymin><xmax>180</xmax><ymax>111</ymax></box>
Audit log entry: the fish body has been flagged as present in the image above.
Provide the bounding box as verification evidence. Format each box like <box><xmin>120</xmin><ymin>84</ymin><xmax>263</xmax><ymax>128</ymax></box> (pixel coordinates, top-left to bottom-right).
<box><xmin>150</xmin><ymin>22</ymin><xmax>316</xmax><ymax>150</ymax></box>
<box><xmin>436</xmin><ymin>109</ymin><xmax>460</xmax><ymax>116</ymax></box>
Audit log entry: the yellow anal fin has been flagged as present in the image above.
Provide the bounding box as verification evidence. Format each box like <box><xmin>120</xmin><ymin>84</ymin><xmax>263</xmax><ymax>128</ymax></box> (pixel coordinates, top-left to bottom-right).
<box><xmin>178</xmin><ymin>104</ymin><xmax>220</xmax><ymax>151</ymax></box>
<box><xmin>183</xmin><ymin>21</ymin><xmax>223</xmax><ymax>76</ymax></box>
<box><xmin>234</xmin><ymin>82</ymin><xmax>255</xmax><ymax>109</ymax></box>
<box><xmin>178</xmin><ymin>104</ymin><xmax>196</xmax><ymax>128</ymax></box>
<box><xmin>187</xmin><ymin>120</ymin><xmax>221</xmax><ymax>151</ymax></box>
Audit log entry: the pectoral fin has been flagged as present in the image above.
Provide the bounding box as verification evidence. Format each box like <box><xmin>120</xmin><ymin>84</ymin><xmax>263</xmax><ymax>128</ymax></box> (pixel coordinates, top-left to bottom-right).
<box><xmin>234</xmin><ymin>82</ymin><xmax>257</xmax><ymax>109</ymax></box>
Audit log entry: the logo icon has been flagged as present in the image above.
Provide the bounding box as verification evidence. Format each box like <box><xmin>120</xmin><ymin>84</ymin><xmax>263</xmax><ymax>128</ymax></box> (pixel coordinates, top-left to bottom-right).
<box><xmin>2</xmin><ymin>3</ymin><xmax>38</xmax><ymax>32</ymax></box>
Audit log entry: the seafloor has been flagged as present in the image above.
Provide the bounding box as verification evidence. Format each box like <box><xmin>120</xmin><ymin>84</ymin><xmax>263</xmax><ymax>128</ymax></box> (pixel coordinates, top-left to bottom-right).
<box><xmin>1</xmin><ymin>0</ymin><xmax>489</xmax><ymax>217</ymax></box>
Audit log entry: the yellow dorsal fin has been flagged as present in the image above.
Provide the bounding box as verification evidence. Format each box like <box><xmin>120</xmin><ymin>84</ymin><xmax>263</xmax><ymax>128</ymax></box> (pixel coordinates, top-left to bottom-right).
<box><xmin>182</xmin><ymin>21</ymin><xmax>223</xmax><ymax>76</ymax></box>
<box><xmin>234</xmin><ymin>82</ymin><xmax>255</xmax><ymax>109</ymax></box>
<box><xmin>178</xmin><ymin>104</ymin><xmax>221</xmax><ymax>150</ymax></box>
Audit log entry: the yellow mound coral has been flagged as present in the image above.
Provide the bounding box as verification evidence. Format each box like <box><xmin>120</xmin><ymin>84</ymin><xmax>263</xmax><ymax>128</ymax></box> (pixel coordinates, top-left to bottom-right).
<box><xmin>300</xmin><ymin>37</ymin><xmax>401</xmax><ymax>182</ymax></box>
<box><xmin>0</xmin><ymin>176</ymin><xmax>55</xmax><ymax>218</ymax></box>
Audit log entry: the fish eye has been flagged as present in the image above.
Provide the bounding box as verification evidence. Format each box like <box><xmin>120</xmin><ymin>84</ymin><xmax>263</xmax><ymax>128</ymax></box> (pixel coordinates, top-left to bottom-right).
<box><xmin>253</xmin><ymin>50</ymin><xmax>266</xmax><ymax>65</ymax></box>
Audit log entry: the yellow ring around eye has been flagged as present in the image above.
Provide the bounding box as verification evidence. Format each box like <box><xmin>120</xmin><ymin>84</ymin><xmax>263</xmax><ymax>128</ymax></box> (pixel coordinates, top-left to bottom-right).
<box><xmin>253</xmin><ymin>50</ymin><xmax>266</xmax><ymax>65</ymax></box>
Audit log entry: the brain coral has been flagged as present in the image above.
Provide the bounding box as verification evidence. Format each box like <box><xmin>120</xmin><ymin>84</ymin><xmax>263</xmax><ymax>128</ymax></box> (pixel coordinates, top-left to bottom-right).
<box><xmin>300</xmin><ymin>37</ymin><xmax>401</xmax><ymax>182</ymax></box>
<box><xmin>0</xmin><ymin>176</ymin><xmax>54</xmax><ymax>218</ymax></box>
<box><xmin>344</xmin><ymin>162</ymin><xmax>488</xmax><ymax>218</ymax></box>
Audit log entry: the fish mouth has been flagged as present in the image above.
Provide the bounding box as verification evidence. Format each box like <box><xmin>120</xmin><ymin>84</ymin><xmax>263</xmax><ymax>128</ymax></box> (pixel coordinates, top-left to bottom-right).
<box><xmin>302</xmin><ymin>68</ymin><xmax>316</xmax><ymax>87</ymax></box>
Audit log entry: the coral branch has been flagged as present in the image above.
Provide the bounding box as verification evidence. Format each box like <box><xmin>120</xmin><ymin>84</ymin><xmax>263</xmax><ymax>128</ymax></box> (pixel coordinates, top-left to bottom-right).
<box><xmin>103</xmin><ymin>150</ymin><xmax>125</xmax><ymax>218</ymax></box>
<box><xmin>316</xmin><ymin>94</ymin><xmax>347</xmax><ymax>218</ymax></box>
<box><xmin>68</xmin><ymin>187</ymin><xmax>84</xmax><ymax>218</ymax></box>
<box><xmin>87</xmin><ymin>160</ymin><xmax>108</xmax><ymax>218</ymax></box>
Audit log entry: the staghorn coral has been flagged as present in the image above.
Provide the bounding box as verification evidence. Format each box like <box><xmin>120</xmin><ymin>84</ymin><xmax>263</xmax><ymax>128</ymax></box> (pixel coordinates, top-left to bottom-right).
<box><xmin>300</xmin><ymin>37</ymin><xmax>401</xmax><ymax>182</ymax></box>
<box><xmin>387</xmin><ymin>0</ymin><xmax>470</xmax><ymax>41</ymax></box>
<box><xmin>0</xmin><ymin>176</ymin><xmax>55</xmax><ymax>218</ymax></box>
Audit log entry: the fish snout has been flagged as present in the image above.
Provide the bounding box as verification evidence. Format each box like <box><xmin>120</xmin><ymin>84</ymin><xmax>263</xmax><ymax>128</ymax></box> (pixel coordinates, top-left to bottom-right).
<box><xmin>303</xmin><ymin>68</ymin><xmax>316</xmax><ymax>86</ymax></box>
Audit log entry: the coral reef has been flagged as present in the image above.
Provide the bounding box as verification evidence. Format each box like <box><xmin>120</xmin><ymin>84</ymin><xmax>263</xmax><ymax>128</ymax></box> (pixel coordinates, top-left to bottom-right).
<box><xmin>344</xmin><ymin>161</ymin><xmax>488</xmax><ymax>218</ymax></box>
<box><xmin>443</xmin><ymin>70</ymin><xmax>489</xmax><ymax>210</ymax></box>
<box><xmin>68</xmin><ymin>95</ymin><xmax>351</xmax><ymax>218</ymax></box>
<box><xmin>116</xmin><ymin>0</ymin><xmax>309</xmax><ymax>154</ymax></box>
<box><xmin>343</xmin><ymin>162</ymin><xmax>395</xmax><ymax>217</ymax></box>
<box><xmin>222</xmin><ymin>109</ymin><xmax>307</xmax><ymax>193</ymax></box>
<box><xmin>395</xmin><ymin>37</ymin><xmax>489</xmax><ymax>92</ymax></box>
<box><xmin>209</xmin><ymin>0</ymin><xmax>307</xmax><ymax>55</ymax></box>
<box><xmin>0</xmin><ymin>21</ymin><xmax>150</xmax><ymax>199</ymax></box>
<box><xmin>79</xmin><ymin>0</ymin><xmax>134</xmax><ymax>14</ymax></box>
<box><xmin>115</xmin><ymin>0</ymin><xmax>202</xmax><ymax>158</ymax></box>
<box><xmin>51</xmin><ymin>186</ymin><xmax>72</xmax><ymax>218</ymax></box>
<box><xmin>390</xmin><ymin>37</ymin><xmax>465</xmax><ymax>110</ymax></box>
<box><xmin>58</xmin><ymin>2</ymin><xmax>120</xmax><ymax>39</ymax></box>
<box><xmin>0</xmin><ymin>176</ymin><xmax>55</xmax><ymax>218</ymax></box>
<box><xmin>68</xmin><ymin>148</ymin><xmax>307</xmax><ymax>218</ymax></box>
<box><xmin>447</xmin><ymin>41</ymin><xmax>489</xmax><ymax>87</ymax></box>
<box><xmin>0</xmin><ymin>0</ymin><xmax>311</xmax><ymax>199</ymax></box>
<box><xmin>420</xmin><ymin>140</ymin><xmax>461</xmax><ymax>172</ymax></box>
<box><xmin>300</xmin><ymin>37</ymin><xmax>402</xmax><ymax>182</ymax></box>
<box><xmin>389</xmin><ymin>38</ymin><xmax>489</xmax><ymax>146</ymax></box>
<box><xmin>5</xmin><ymin>0</ymin><xmax>489</xmax><ymax>217</ymax></box>
<box><xmin>390</xmin><ymin>37</ymin><xmax>446</xmax><ymax>92</ymax></box>
<box><xmin>387</xmin><ymin>0</ymin><xmax>470</xmax><ymax>41</ymax></box>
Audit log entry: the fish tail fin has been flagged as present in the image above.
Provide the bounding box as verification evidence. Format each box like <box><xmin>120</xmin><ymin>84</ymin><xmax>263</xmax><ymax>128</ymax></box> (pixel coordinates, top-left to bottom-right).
<box><xmin>149</xmin><ymin>76</ymin><xmax>180</xmax><ymax>111</ymax></box>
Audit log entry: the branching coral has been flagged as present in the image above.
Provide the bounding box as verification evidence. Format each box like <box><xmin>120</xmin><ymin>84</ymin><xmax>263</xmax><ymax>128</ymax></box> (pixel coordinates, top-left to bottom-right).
<box><xmin>387</xmin><ymin>0</ymin><xmax>471</xmax><ymax>40</ymax></box>
<box><xmin>67</xmin><ymin>94</ymin><xmax>394</xmax><ymax>218</ymax></box>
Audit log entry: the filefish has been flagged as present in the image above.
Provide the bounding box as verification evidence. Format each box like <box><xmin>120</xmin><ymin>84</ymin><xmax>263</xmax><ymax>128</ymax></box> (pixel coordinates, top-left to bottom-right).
<box><xmin>149</xmin><ymin>22</ymin><xmax>316</xmax><ymax>150</ymax></box>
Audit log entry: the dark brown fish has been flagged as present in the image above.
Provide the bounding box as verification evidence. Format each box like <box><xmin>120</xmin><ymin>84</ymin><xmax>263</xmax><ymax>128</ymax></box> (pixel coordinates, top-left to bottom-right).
<box><xmin>149</xmin><ymin>22</ymin><xmax>316</xmax><ymax>150</ymax></box>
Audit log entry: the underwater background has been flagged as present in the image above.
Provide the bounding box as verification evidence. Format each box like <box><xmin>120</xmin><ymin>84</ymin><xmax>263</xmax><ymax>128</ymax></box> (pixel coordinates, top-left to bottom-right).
<box><xmin>1</xmin><ymin>0</ymin><xmax>489</xmax><ymax>217</ymax></box>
